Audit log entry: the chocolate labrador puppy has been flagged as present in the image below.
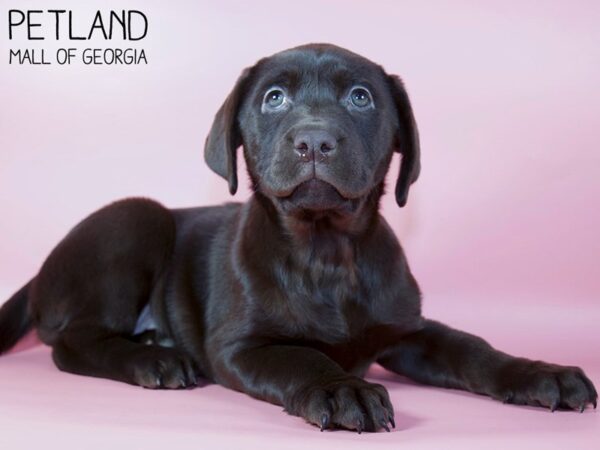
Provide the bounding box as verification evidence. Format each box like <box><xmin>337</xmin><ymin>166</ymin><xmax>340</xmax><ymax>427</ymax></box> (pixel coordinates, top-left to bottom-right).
<box><xmin>0</xmin><ymin>44</ymin><xmax>596</xmax><ymax>433</ymax></box>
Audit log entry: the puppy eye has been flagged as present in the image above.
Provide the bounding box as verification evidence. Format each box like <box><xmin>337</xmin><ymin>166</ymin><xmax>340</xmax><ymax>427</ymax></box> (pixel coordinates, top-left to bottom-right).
<box><xmin>349</xmin><ymin>87</ymin><xmax>373</xmax><ymax>109</ymax></box>
<box><xmin>263</xmin><ymin>88</ymin><xmax>287</xmax><ymax>111</ymax></box>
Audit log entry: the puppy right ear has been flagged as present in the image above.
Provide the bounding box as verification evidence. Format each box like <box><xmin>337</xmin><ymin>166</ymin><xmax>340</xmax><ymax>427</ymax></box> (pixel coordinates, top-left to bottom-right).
<box><xmin>204</xmin><ymin>67</ymin><xmax>253</xmax><ymax>195</ymax></box>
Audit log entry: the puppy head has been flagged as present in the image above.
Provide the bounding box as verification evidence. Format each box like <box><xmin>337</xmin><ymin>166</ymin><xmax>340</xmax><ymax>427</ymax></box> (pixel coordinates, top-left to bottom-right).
<box><xmin>205</xmin><ymin>44</ymin><xmax>420</xmax><ymax>217</ymax></box>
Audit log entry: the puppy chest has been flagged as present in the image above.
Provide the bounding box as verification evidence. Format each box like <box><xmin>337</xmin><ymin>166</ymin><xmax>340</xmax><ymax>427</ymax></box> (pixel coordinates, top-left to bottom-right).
<box><xmin>254</xmin><ymin>277</ymin><xmax>400</xmax><ymax>347</ymax></box>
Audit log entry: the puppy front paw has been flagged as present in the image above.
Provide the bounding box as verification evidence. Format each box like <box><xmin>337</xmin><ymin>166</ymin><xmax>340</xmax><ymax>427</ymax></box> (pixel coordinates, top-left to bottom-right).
<box><xmin>494</xmin><ymin>359</ymin><xmax>597</xmax><ymax>412</ymax></box>
<box><xmin>289</xmin><ymin>377</ymin><xmax>395</xmax><ymax>433</ymax></box>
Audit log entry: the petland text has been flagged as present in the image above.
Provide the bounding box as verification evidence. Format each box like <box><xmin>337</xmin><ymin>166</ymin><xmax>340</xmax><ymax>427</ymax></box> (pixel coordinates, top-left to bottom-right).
<box><xmin>7</xmin><ymin>9</ymin><xmax>148</xmax><ymax>65</ymax></box>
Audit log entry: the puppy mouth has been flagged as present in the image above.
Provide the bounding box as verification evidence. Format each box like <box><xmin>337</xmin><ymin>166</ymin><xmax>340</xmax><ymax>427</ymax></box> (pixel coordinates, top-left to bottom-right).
<box><xmin>278</xmin><ymin>178</ymin><xmax>354</xmax><ymax>212</ymax></box>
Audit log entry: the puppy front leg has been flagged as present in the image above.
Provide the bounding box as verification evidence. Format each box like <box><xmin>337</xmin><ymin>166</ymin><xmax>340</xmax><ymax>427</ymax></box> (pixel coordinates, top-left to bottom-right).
<box><xmin>378</xmin><ymin>319</ymin><xmax>597</xmax><ymax>411</ymax></box>
<box><xmin>218</xmin><ymin>345</ymin><xmax>395</xmax><ymax>433</ymax></box>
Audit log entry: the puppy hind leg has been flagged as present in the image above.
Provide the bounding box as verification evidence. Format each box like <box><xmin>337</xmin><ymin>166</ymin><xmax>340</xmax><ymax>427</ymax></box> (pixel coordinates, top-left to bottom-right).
<box><xmin>52</xmin><ymin>327</ymin><xmax>200</xmax><ymax>389</ymax></box>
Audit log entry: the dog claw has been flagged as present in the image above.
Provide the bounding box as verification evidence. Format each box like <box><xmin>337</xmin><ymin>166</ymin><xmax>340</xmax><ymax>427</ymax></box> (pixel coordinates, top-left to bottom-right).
<box><xmin>593</xmin><ymin>399</ymin><xmax>597</xmax><ymax>409</ymax></box>
<box><xmin>320</xmin><ymin>414</ymin><xmax>329</xmax><ymax>432</ymax></box>
<box><xmin>356</xmin><ymin>421</ymin><xmax>363</xmax><ymax>434</ymax></box>
<box><xmin>550</xmin><ymin>401</ymin><xmax>558</xmax><ymax>413</ymax></box>
<box><xmin>380</xmin><ymin>420</ymin><xmax>390</xmax><ymax>432</ymax></box>
<box><xmin>579</xmin><ymin>404</ymin><xmax>585</xmax><ymax>413</ymax></box>
<box><xmin>389</xmin><ymin>416</ymin><xmax>396</xmax><ymax>429</ymax></box>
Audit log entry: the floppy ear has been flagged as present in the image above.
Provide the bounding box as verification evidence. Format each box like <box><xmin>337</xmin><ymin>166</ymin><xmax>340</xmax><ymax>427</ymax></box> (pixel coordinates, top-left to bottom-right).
<box><xmin>204</xmin><ymin>68</ymin><xmax>253</xmax><ymax>195</ymax></box>
<box><xmin>387</xmin><ymin>75</ymin><xmax>421</xmax><ymax>207</ymax></box>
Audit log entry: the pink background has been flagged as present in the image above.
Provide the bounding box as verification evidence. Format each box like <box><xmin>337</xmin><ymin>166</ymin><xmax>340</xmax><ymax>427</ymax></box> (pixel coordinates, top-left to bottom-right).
<box><xmin>1</xmin><ymin>1</ymin><xmax>598</xmax><ymax>448</ymax></box>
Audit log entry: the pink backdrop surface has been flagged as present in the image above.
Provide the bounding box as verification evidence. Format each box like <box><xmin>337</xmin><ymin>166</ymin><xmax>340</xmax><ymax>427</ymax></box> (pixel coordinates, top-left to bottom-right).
<box><xmin>1</xmin><ymin>1</ymin><xmax>598</xmax><ymax>448</ymax></box>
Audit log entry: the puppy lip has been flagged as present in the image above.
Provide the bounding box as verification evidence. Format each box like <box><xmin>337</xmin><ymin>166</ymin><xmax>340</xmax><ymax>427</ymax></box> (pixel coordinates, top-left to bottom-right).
<box><xmin>274</xmin><ymin>177</ymin><xmax>353</xmax><ymax>201</ymax></box>
<box><xmin>274</xmin><ymin>178</ymin><xmax>361</xmax><ymax>213</ymax></box>
<box><xmin>261</xmin><ymin>172</ymin><xmax>370</xmax><ymax>207</ymax></box>
<box><xmin>290</xmin><ymin>178</ymin><xmax>346</xmax><ymax>198</ymax></box>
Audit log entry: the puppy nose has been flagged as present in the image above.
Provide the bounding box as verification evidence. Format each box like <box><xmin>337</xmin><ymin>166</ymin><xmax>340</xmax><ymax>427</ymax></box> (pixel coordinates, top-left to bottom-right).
<box><xmin>294</xmin><ymin>130</ymin><xmax>337</xmax><ymax>161</ymax></box>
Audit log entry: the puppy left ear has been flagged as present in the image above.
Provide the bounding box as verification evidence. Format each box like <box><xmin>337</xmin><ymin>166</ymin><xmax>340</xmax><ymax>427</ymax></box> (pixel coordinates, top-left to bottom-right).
<box><xmin>387</xmin><ymin>75</ymin><xmax>421</xmax><ymax>207</ymax></box>
<box><xmin>204</xmin><ymin>67</ymin><xmax>253</xmax><ymax>195</ymax></box>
